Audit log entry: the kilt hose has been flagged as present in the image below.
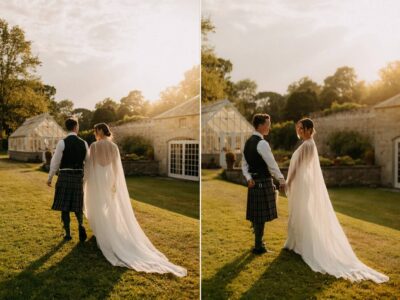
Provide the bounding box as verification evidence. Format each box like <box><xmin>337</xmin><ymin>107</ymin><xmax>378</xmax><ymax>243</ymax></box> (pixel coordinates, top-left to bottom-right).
<box><xmin>51</xmin><ymin>170</ymin><xmax>84</xmax><ymax>213</ymax></box>
<box><xmin>246</xmin><ymin>177</ymin><xmax>278</xmax><ymax>223</ymax></box>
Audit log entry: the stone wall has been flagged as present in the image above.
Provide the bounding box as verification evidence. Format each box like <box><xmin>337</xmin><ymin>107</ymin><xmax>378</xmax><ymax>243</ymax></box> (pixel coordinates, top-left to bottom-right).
<box><xmin>224</xmin><ymin>165</ymin><xmax>381</xmax><ymax>188</ymax></box>
<box><xmin>8</xmin><ymin>151</ymin><xmax>42</xmax><ymax>162</ymax></box>
<box><xmin>374</xmin><ymin>106</ymin><xmax>400</xmax><ymax>186</ymax></box>
<box><xmin>112</xmin><ymin>115</ymin><xmax>199</xmax><ymax>176</ymax></box>
<box><xmin>121</xmin><ymin>160</ymin><xmax>159</xmax><ymax>176</ymax></box>
<box><xmin>311</xmin><ymin>108</ymin><xmax>375</xmax><ymax>155</ymax></box>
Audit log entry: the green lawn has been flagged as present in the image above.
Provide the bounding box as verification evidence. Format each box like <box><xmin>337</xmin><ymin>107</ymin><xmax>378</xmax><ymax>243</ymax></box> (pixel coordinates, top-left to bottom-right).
<box><xmin>201</xmin><ymin>169</ymin><xmax>400</xmax><ymax>299</ymax></box>
<box><xmin>0</xmin><ymin>155</ymin><xmax>199</xmax><ymax>300</ymax></box>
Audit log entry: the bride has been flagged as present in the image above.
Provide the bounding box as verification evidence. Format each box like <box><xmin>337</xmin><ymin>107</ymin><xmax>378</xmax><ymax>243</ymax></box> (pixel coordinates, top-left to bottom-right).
<box><xmin>83</xmin><ymin>123</ymin><xmax>187</xmax><ymax>277</ymax></box>
<box><xmin>284</xmin><ymin>118</ymin><xmax>388</xmax><ymax>283</ymax></box>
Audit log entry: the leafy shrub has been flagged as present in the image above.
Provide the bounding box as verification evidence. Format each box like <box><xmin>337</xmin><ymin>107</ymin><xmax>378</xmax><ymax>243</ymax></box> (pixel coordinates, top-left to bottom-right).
<box><xmin>323</xmin><ymin>102</ymin><xmax>365</xmax><ymax>116</ymax></box>
<box><xmin>279</xmin><ymin>159</ymin><xmax>291</xmax><ymax>168</ymax></box>
<box><xmin>328</xmin><ymin>131</ymin><xmax>372</xmax><ymax>159</ymax></box>
<box><xmin>119</xmin><ymin>135</ymin><xmax>154</xmax><ymax>159</ymax></box>
<box><xmin>334</xmin><ymin>155</ymin><xmax>356</xmax><ymax>166</ymax></box>
<box><xmin>268</xmin><ymin>121</ymin><xmax>298</xmax><ymax>151</ymax></box>
<box><xmin>272</xmin><ymin>149</ymin><xmax>292</xmax><ymax>163</ymax></box>
<box><xmin>363</xmin><ymin>149</ymin><xmax>375</xmax><ymax>165</ymax></box>
<box><xmin>319</xmin><ymin>156</ymin><xmax>334</xmax><ymax>166</ymax></box>
<box><xmin>113</xmin><ymin>115</ymin><xmax>149</xmax><ymax>126</ymax></box>
<box><xmin>124</xmin><ymin>153</ymin><xmax>141</xmax><ymax>161</ymax></box>
<box><xmin>79</xmin><ymin>130</ymin><xmax>96</xmax><ymax>146</ymax></box>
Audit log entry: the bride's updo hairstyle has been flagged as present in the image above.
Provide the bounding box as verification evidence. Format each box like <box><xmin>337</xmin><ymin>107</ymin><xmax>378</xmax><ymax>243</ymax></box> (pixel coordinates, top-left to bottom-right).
<box><xmin>298</xmin><ymin>118</ymin><xmax>316</xmax><ymax>136</ymax></box>
<box><xmin>94</xmin><ymin>123</ymin><xmax>112</xmax><ymax>138</ymax></box>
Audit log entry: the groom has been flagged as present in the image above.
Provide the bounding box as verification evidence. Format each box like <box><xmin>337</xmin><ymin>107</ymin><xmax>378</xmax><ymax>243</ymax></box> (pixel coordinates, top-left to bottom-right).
<box><xmin>242</xmin><ymin>114</ymin><xmax>285</xmax><ymax>254</ymax></box>
<box><xmin>47</xmin><ymin>118</ymin><xmax>88</xmax><ymax>242</ymax></box>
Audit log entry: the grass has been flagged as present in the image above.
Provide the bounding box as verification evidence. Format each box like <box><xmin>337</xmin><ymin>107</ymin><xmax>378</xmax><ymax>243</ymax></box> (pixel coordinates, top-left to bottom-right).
<box><xmin>0</xmin><ymin>154</ymin><xmax>199</xmax><ymax>299</ymax></box>
<box><xmin>201</xmin><ymin>169</ymin><xmax>400</xmax><ymax>299</ymax></box>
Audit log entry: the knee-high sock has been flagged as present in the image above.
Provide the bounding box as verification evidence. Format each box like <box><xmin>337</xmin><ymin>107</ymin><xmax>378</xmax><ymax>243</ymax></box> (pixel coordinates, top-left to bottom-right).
<box><xmin>253</xmin><ymin>222</ymin><xmax>265</xmax><ymax>249</ymax></box>
<box><xmin>61</xmin><ymin>211</ymin><xmax>70</xmax><ymax>235</ymax></box>
<box><xmin>75</xmin><ymin>212</ymin><xmax>83</xmax><ymax>227</ymax></box>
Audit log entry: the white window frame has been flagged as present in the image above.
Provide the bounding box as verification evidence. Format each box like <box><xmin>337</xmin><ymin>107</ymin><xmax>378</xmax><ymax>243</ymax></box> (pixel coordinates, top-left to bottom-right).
<box><xmin>168</xmin><ymin>140</ymin><xmax>199</xmax><ymax>181</ymax></box>
<box><xmin>395</xmin><ymin>137</ymin><xmax>400</xmax><ymax>188</ymax></box>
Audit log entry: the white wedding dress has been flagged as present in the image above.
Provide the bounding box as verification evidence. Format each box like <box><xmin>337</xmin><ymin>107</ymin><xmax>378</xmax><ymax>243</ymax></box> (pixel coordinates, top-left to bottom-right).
<box><xmin>284</xmin><ymin>138</ymin><xmax>388</xmax><ymax>283</ymax></box>
<box><xmin>83</xmin><ymin>139</ymin><xmax>187</xmax><ymax>277</ymax></box>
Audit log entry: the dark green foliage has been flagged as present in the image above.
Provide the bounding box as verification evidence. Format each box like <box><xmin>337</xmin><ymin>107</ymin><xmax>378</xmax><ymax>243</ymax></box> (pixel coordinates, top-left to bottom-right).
<box><xmin>119</xmin><ymin>135</ymin><xmax>154</xmax><ymax>159</ymax></box>
<box><xmin>284</xmin><ymin>90</ymin><xmax>319</xmax><ymax>121</ymax></box>
<box><xmin>328</xmin><ymin>131</ymin><xmax>373</xmax><ymax>159</ymax></box>
<box><xmin>268</xmin><ymin>121</ymin><xmax>298</xmax><ymax>151</ymax></box>
<box><xmin>78</xmin><ymin>130</ymin><xmax>96</xmax><ymax>146</ymax></box>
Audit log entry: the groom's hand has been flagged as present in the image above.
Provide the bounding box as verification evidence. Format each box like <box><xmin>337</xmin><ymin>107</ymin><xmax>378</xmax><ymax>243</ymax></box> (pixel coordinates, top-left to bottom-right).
<box><xmin>47</xmin><ymin>179</ymin><xmax>52</xmax><ymax>187</ymax></box>
<box><xmin>278</xmin><ymin>179</ymin><xmax>286</xmax><ymax>193</ymax></box>
<box><xmin>247</xmin><ymin>179</ymin><xmax>255</xmax><ymax>188</ymax></box>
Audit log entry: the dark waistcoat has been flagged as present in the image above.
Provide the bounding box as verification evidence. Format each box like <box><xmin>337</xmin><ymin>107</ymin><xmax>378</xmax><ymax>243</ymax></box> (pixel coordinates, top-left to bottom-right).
<box><xmin>60</xmin><ymin>135</ymin><xmax>87</xmax><ymax>169</ymax></box>
<box><xmin>243</xmin><ymin>135</ymin><xmax>271</xmax><ymax>179</ymax></box>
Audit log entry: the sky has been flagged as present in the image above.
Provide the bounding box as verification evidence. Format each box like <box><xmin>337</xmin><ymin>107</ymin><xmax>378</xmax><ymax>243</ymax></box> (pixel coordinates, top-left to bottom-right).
<box><xmin>1</xmin><ymin>0</ymin><xmax>200</xmax><ymax>109</ymax></box>
<box><xmin>202</xmin><ymin>0</ymin><xmax>400</xmax><ymax>94</ymax></box>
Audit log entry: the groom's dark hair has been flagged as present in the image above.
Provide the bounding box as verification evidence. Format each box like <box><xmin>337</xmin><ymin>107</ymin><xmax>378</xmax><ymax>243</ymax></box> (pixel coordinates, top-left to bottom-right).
<box><xmin>65</xmin><ymin>118</ymin><xmax>78</xmax><ymax>131</ymax></box>
<box><xmin>252</xmin><ymin>114</ymin><xmax>270</xmax><ymax>129</ymax></box>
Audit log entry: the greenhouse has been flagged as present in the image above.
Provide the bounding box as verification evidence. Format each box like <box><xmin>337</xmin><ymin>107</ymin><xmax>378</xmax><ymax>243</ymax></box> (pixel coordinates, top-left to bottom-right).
<box><xmin>202</xmin><ymin>99</ymin><xmax>253</xmax><ymax>168</ymax></box>
<box><xmin>8</xmin><ymin>113</ymin><xmax>66</xmax><ymax>162</ymax></box>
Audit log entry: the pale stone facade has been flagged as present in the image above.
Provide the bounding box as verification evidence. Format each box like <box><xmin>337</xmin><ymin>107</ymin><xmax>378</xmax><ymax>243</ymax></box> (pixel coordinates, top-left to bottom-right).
<box><xmin>312</xmin><ymin>93</ymin><xmax>400</xmax><ymax>188</ymax></box>
<box><xmin>112</xmin><ymin>96</ymin><xmax>200</xmax><ymax>180</ymax></box>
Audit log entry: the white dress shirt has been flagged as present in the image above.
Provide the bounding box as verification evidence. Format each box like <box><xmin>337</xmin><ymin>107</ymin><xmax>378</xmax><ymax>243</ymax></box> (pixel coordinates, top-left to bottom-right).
<box><xmin>48</xmin><ymin>132</ymin><xmax>89</xmax><ymax>181</ymax></box>
<box><xmin>241</xmin><ymin>131</ymin><xmax>285</xmax><ymax>183</ymax></box>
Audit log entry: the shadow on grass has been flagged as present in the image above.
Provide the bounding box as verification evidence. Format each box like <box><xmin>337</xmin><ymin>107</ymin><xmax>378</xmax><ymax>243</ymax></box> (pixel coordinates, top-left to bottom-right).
<box><xmin>0</xmin><ymin>156</ymin><xmax>39</xmax><ymax>170</ymax></box>
<box><xmin>126</xmin><ymin>176</ymin><xmax>199</xmax><ymax>219</ymax></box>
<box><xmin>329</xmin><ymin>188</ymin><xmax>400</xmax><ymax>231</ymax></box>
<box><xmin>202</xmin><ymin>250</ymin><xmax>336</xmax><ymax>299</ymax></box>
<box><xmin>240</xmin><ymin>250</ymin><xmax>336</xmax><ymax>299</ymax></box>
<box><xmin>202</xmin><ymin>251</ymin><xmax>257</xmax><ymax>299</ymax></box>
<box><xmin>0</xmin><ymin>237</ymin><xmax>126</xmax><ymax>300</ymax></box>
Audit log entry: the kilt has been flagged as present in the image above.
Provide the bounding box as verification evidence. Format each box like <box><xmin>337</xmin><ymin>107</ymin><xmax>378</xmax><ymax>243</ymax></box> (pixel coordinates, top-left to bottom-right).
<box><xmin>246</xmin><ymin>177</ymin><xmax>277</xmax><ymax>223</ymax></box>
<box><xmin>51</xmin><ymin>170</ymin><xmax>84</xmax><ymax>213</ymax></box>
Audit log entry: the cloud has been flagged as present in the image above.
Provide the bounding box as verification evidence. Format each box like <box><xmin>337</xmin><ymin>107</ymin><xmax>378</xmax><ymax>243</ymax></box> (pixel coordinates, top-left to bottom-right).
<box><xmin>203</xmin><ymin>0</ymin><xmax>400</xmax><ymax>93</ymax></box>
<box><xmin>1</xmin><ymin>0</ymin><xmax>200</xmax><ymax>107</ymax></box>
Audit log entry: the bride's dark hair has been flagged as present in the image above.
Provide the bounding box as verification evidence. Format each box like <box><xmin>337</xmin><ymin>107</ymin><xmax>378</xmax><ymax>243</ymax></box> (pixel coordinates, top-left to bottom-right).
<box><xmin>94</xmin><ymin>123</ymin><xmax>112</xmax><ymax>138</ymax></box>
<box><xmin>298</xmin><ymin>118</ymin><xmax>315</xmax><ymax>135</ymax></box>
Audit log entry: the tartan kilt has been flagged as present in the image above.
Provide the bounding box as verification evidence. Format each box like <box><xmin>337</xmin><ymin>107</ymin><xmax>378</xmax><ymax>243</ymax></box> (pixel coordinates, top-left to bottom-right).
<box><xmin>51</xmin><ymin>171</ymin><xmax>84</xmax><ymax>213</ymax></box>
<box><xmin>246</xmin><ymin>177</ymin><xmax>278</xmax><ymax>223</ymax></box>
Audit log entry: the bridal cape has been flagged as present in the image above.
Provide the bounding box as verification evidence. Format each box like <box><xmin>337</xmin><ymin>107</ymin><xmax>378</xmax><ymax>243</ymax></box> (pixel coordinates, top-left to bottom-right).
<box><xmin>83</xmin><ymin>139</ymin><xmax>187</xmax><ymax>277</ymax></box>
<box><xmin>284</xmin><ymin>138</ymin><xmax>388</xmax><ymax>283</ymax></box>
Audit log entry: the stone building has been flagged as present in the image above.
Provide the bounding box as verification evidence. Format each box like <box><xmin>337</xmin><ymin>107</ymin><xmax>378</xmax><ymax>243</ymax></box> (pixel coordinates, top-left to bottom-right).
<box><xmin>8</xmin><ymin>113</ymin><xmax>66</xmax><ymax>162</ymax></box>
<box><xmin>112</xmin><ymin>96</ymin><xmax>199</xmax><ymax>181</ymax></box>
<box><xmin>312</xmin><ymin>93</ymin><xmax>400</xmax><ymax>188</ymax></box>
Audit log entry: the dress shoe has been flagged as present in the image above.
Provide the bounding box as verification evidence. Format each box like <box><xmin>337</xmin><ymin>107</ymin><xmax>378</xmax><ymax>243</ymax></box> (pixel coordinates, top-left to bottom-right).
<box><xmin>79</xmin><ymin>225</ymin><xmax>87</xmax><ymax>242</ymax></box>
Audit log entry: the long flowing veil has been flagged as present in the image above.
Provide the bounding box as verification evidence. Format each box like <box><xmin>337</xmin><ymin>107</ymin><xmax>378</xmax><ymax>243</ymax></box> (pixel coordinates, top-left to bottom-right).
<box><xmin>83</xmin><ymin>139</ymin><xmax>187</xmax><ymax>277</ymax></box>
<box><xmin>284</xmin><ymin>139</ymin><xmax>388</xmax><ymax>283</ymax></box>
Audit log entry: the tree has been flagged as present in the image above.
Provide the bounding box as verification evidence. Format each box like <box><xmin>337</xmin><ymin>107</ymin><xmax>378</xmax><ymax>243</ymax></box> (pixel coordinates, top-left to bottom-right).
<box><xmin>230</xmin><ymin>79</ymin><xmax>258</xmax><ymax>121</ymax></box>
<box><xmin>72</xmin><ymin>108</ymin><xmax>93</xmax><ymax>131</ymax></box>
<box><xmin>91</xmin><ymin>107</ymin><xmax>117</xmax><ymax>126</ymax></box>
<box><xmin>119</xmin><ymin>90</ymin><xmax>148</xmax><ymax>119</ymax></box>
<box><xmin>201</xmin><ymin>18</ymin><xmax>233</xmax><ymax>103</ymax></box>
<box><xmin>95</xmin><ymin>98</ymin><xmax>119</xmax><ymax>111</ymax></box>
<box><xmin>0</xmin><ymin>19</ymin><xmax>42</xmax><ymax>147</ymax></box>
<box><xmin>362</xmin><ymin>60</ymin><xmax>400</xmax><ymax>105</ymax></box>
<box><xmin>320</xmin><ymin>66</ymin><xmax>362</xmax><ymax>108</ymax></box>
<box><xmin>287</xmin><ymin>77</ymin><xmax>321</xmax><ymax>95</ymax></box>
<box><xmin>284</xmin><ymin>90</ymin><xmax>319</xmax><ymax>121</ymax></box>
<box><xmin>92</xmin><ymin>98</ymin><xmax>118</xmax><ymax>125</ymax></box>
<box><xmin>180</xmin><ymin>65</ymin><xmax>200</xmax><ymax>100</ymax></box>
<box><xmin>149</xmin><ymin>65</ymin><xmax>200</xmax><ymax>116</ymax></box>
<box><xmin>50</xmin><ymin>99</ymin><xmax>74</xmax><ymax>126</ymax></box>
<box><xmin>255</xmin><ymin>91</ymin><xmax>286</xmax><ymax>122</ymax></box>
